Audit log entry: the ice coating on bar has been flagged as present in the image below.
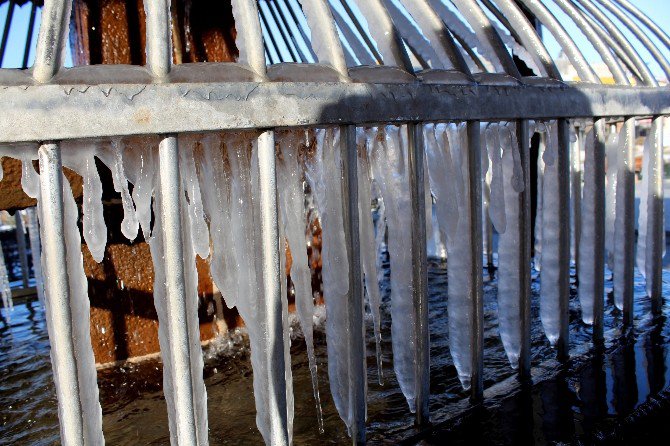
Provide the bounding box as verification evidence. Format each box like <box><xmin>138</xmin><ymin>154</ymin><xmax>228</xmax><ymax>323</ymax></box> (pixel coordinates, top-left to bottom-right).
<box><xmin>605</xmin><ymin>126</ymin><xmax>619</xmax><ymax>272</ymax></box>
<box><xmin>613</xmin><ymin>123</ymin><xmax>633</xmax><ymax>311</ymax></box>
<box><xmin>0</xmin><ymin>232</ymin><xmax>13</xmax><ymax>316</ymax></box>
<box><xmin>539</xmin><ymin>122</ymin><xmax>561</xmax><ymax>346</ymax></box>
<box><xmin>489</xmin><ymin>123</ymin><xmax>523</xmax><ymax>368</ymax></box>
<box><xmin>357</xmin><ymin>129</ymin><xmax>384</xmax><ymax>383</ymax></box>
<box><xmin>368</xmin><ymin>125</ymin><xmax>419</xmax><ymax>409</ymax></box>
<box><xmin>305</xmin><ymin>128</ymin><xmax>364</xmax><ymax>433</ymax></box>
<box><xmin>26</xmin><ymin>207</ymin><xmax>44</xmax><ymax>305</ymax></box>
<box><xmin>425</xmin><ymin>123</ymin><xmax>473</xmax><ymax>389</ymax></box>
<box><xmin>276</xmin><ymin>131</ymin><xmax>324</xmax><ymax>431</ymax></box>
<box><xmin>578</xmin><ymin>128</ymin><xmax>598</xmax><ymax>324</ymax></box>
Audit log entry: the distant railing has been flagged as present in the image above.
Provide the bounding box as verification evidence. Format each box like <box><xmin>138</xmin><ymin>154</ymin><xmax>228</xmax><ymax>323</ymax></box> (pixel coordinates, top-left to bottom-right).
<box><xmin>0</xmin><ymin>1</ymin><xmax>668</xmax><ymax>445</ymax></box>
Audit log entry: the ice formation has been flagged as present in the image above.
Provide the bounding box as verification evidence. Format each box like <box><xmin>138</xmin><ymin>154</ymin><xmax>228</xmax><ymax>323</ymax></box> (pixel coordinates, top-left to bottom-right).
<box><xmin>486</xmin><ymin>122</ymin><xmax>525</xmax><ymax>368</ymax></box>
<box><xmin>276</xmin><ymin>131</ymin><xmax>324</xmax><ymax>429</ymax></box>
<box><xmin>538</xmin><ymin>122</ymin><xmax>562</xmax><ymax>346</ymax></box>
<box><xmin>613</xmin><ymin>123</ymin><xmax>633</xmax><ymax>310</ymax></box>
<box><xmin>424</xmin><ymin>123</ymin><xmax>474</xmax><ymax>389</ymax></box>
<box><xmin>604</xmin><ymin>125</ymin><xmax>619</xmax><ymax>272</ymax></box>
<box><xmin>0</xmin><ymin>222</ymin><xmax>13</xmax><ymax>316</ymax></box>
<box><xmin>25</xmin><ymin>207</ymin><xmax>45</xmax><ymax>305</ymax></box>
<box><xmin>367</xmin><ymin>125</ymin><xmax>421</xmax><ymax>410</ymax></box>
<box><xmin>578</xmin><ymin>128</ymin><xmax>598</xmax><ymax>324</ymax></box>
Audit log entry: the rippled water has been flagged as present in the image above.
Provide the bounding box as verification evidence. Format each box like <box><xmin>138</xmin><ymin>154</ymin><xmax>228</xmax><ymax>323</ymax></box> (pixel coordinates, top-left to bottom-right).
<box><xmin>2</xmin><ymin>254</ymin><xmax>670</xmax><ymax>445</ymax></box>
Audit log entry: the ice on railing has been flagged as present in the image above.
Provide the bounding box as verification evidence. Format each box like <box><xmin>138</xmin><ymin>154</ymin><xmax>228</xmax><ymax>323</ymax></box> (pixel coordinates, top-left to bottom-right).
<box><xmin>538</xmin><ymin>122</ymin><xmax>561</xmax><ymax>346</ymax></box>
<box><xmin>305</xmin><ymin>128</ymin><xmax>363</xmax><ymax>433</ymax></box>
<box><xmin>26</xmin><ymin>207</ymin><xmax>44</xmax><ymax>305</ymax></box>
<box><xmin>534</xmin><ymin>127</ymin><xmax>546</xmax><ymax>272</ymax></box>
<box><xmin>613</xmin><ymin>123</ymin><xmax>633</xmax><ymax>310</ymax></box>
<box><xmin>0</xmin><ymin>229</ymin><xmax>13</xmax><ymax>316</ymax></box>
<box><xmin>276</xmin><ymin>130</ymin><xmax>324</xmax><ymax>430</ymax></box>
<box><xmin>605</xmin><ymin>125</ymin><xmax>619</xmax><ymax>273</ymax></box>
<box><xmin>578</xmin><ymin>127</ymin><xmax>597</xmax><ymax>324</ymax></box>
<box><xmin>367</xmin><ymin>125</ymin><xmax>420</xmax><ymax>409</ymax></box>
<box><xmin>425</xmin><ymin>122</ymin><xmax>473</xmax><ymax>389</ymax></box>
<box><xmin>636</xmin><ymin>119</ymin><xmax>664</xmax><ymax>295</ymax></box>
<box><xmin>18</xmin><ymin>150</ymin><xmax>104</xmax><ymax>445</ymax></box>
<box><xmin>486</xmin><ymin>122</ymin><xmax>525</xmax><ymax>368</ymax></box>
<box><xmin>356</xmin><ymin>129</ymin><xmax>384</xmax><ymax>383</ymax></box>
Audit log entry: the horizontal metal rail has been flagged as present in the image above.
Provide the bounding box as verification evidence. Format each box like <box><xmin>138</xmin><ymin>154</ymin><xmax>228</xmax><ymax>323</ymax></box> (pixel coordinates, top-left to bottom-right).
<box><xmin>0</xmin><ymin>76</ymin><xmax>668</xmax><ymax>143</ymax></box>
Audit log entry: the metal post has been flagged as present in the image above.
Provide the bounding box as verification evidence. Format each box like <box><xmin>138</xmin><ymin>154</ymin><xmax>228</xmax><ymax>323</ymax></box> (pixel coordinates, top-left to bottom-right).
<box><xmin>557</xmin><ymin>119</ymin><xmax>571</xmax><ymax>361</ymax></box>
<box><xmin>38</xmin><ymin>143</ymin><xmax>85</xmax><ymax>445</ymax></box>
<box><xmin>14</xmin><ymin>212</ymin><xmax>30</xmax><ymax>289</ymax></box>
<box><xmin>467</xmin><ymin>121</ymin><xmax>484</xmax><ymax>402</ymax></box>
<box><xmin>572</xmin><ymin>126</ymin><xmax>583</xmax><ymax>276</ymax></box>
<box><xmin>517</xmin><ymin>121</ymin><xmax>532</xmax><ymax>379</ymax></box>
<box><xmin>649</xmin><ymin>117</ymin><xmax>665</xmax><ymax>314</ymax></box>
<box><xmin>157</xmin><ymin>136</ymin><xmax>198</xmax><ymax>445</ymax></box>
<box><xmin>585</xmin><ymin>120</ymin><xmax>606</xmax><ymax>344</ymax></box>
<box><xmin>408</xmin><ymin>123</ymin><xmax>430</xmax><ymax>425</ymax></box>
<box><xmin>33</xmin><ymin>0</ymin><xmax>72</xmax><ymax>83</ymax></box>
<box><xmin>341</xmin><ymin>125</ymin><xmax>366</xmax><ymax>444</ymax></box>
<box><xmin>257</xmin><ymin>130</ymin><xmax>290</xmax><ymax>446</ymax></box>
<box><xmin>616</xmin><ymin>118</ymin><xmax>636</xmax><ymax>327</ymax></box>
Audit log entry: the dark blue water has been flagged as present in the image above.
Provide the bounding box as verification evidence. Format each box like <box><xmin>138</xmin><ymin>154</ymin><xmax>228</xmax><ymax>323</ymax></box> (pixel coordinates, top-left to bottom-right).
<box><xmin>2</xmin><ymin>257</ymin><xmax>670</xmax><ymax>445</ymax></box>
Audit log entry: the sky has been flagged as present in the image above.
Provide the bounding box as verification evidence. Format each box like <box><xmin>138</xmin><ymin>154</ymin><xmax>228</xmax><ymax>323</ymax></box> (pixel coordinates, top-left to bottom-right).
<box><xmin>0</xmin><ymin>0</ymin><xmax>668</xmax><ymax>79</ymax></box>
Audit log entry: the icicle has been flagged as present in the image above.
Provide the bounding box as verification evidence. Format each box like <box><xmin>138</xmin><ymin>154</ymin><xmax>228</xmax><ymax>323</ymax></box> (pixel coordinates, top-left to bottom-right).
<box><xmin>179</xmin><ymin>135</ymin><xmax>210</xmax><ymax>259</ymax></box>
<box><xmin>0</xmin><ymin>228</ymin><xmax>13</xmax><ymax>316</ymax></box>
<box><xmin>124</xmin><ymin>138</ymin><xmax>156</xmax><ymax>240</ymax></box>
<box><xmin>578</xmin><ymin>128</ymin><xmax>597</xmax><ymax>324</ymax></box>
<box><xmin>305</xmin><ymin>128</ymin><xmax>363</xmax><ymax>432</ymax></box>
<box><xmin>613</xmin><ymin>123</ymin><xmax>633</xmax><ymax>311</ymax></box>
<box><xmin>636</xmin><ymin>119</ymin><xmax>664</xmax><ymax>295</ymax></box>
<box><xmin>26</xmin><ymin>207</ymin><xmax>45</xmax><ymax>305</ymax></box>
<box><xmin>98</xmin><ymin>139</ymin><xmax>139</xmax><ymax>241</ymax></box>
<box><xmin>485</xmin><ymin>123</ymin><xmax>506</xmax><ymax>233</ymax></box>
<box><xmin>196</xmin><ymin>134</ymin><xmax>237</xmax><ymax>309</ymax></box>
<box><xmin>276</xmin><ymin>131</ymin><xmax>324</xmax><ymax>431</ymax></box>
<box><xmin>368</xmin><ymin>125</ymin><xmax>419</xmax><ymax>409</ymax></box>
<box><xmin>540</xmin><ymin>122</ymin><xmax>561</xmax><ymax>346</ymax></box>
<box><xmin>426</xmin><ymin>123</ymin><xmax>474</xmax><ymax>389</ymax></box>
<box><xmin>494</xmin><ymin>123</ymin><xmax>524</xmax><ymax>368</ymax></box>
<box><xmin>534</xmin><ymin>130</ymin><xmax>546</xmax><ymax>272</ymax></box>
<box><xmin>356</xmin><ymin>129</ymin><xmax>384</xmax><ymax>384</ymax></box>
<box><xmin>605</xmin><ymin>125</ymin><xmax>619</xmax><ymax>272</ymax></box>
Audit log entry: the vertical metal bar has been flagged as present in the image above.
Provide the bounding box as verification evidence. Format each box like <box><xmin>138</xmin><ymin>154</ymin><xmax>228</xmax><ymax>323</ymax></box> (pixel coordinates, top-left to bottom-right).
<box><xmin>407</xmin><ymin>123</ymin><xmax>430</xmax><ymax>424</ymax></box>
<box><xmin>14</xmin><ymin>212</ymin><xmax>29</xmax><ymax>289</ymax></box>
<box><xmin>517</xmin><ymin>120</ymin><xmax>532</xmax><ymax>379</ymax></box>
<box><xmin>341</xmin><ymin>125</ymin><xmax>366</xmax><ymax>444</ymax></box>
<box><xmin>616</xmin><ymin>118</ymin><xmax>636</xmax><ymax>327</ymax></box>
<box><xmin>157</xmin><ymin>136</ymin><xmax>198</xmax><ymax>445</ymax></box>
<box><xmin>257</xmin><ymin>130</ymin><xmax>290</xmax><ymax>446</ymax></box>
<box><xmin>33</xmin><ymin>0</ymin><xmax>72</xmax><ymax>83</ymax></box>
<box><xmin>38</xmin><ymin>142</ymin><xmax>85</xmax><ymax>445</ymax></box>
<box><xmin>0</xmin><ymin>0</ymin><xmax>16</xmax><ymax>66</ymax></box>
<box><xmin>582</xmin><ymin>120</ymin><xmax>606</xmax><ymax>344</ymax></box>
<box><xmin>21</xmin><ymin>2</ymin><xmax>38</xmax><ymax>69</ymax></box>
<box><xmin>572</xmin><ymin>126</ymin><xmax>583</xmax><ymax>276</ymax></box>
<box><xmin>556</xmin><ymin>119</ymin><xmax>571</xmax><ymax>361</ymax></box>
<box><xmin>649</xmin><ymin>117</ymin><xmax>665</xmax><ymax>314</ymax></box>
<box><xmin>467</xmin><ymin>121</ymin><xmax>485</xmax><ymax>402</ymax></box>
<box><xmin>144</xmin><ymin>0</ymin><xmax>172</xmax><ymax>79</ymax></box>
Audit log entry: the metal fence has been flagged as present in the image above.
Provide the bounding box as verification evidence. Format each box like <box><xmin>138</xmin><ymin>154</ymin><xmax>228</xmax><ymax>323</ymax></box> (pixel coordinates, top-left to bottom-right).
<box><xmin>0</xmin><ymin>0</ymin><xmax>669</xmax><ymax>445</ymax></box>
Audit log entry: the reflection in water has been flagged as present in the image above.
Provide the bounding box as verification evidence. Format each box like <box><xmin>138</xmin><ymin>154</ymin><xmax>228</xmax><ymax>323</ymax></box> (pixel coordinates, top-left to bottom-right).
<box><xmin>1</xmin><ymin>264</ymin><xmax>670</xmax><ymax>444</ymax></box>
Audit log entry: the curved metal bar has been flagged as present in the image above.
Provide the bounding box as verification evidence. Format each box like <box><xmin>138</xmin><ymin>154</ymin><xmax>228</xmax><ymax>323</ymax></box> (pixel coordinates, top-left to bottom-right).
<box><xmin>144</xmin><ymin>0</ymin><xmax>172</xmax><ymax>79</ymax></box>
<box><xmin>613</xmin><ymin>0</ymin><xmax>670</xmax><ymax>52</ymax></box>
<box><xmin>231</xmin><ymin>0</ymin><xmax>268</xmax><ymax>76</ymax></box>
<box><xmin>397</xmin><ymin>0</ymin><xmax>469</xmax><ymax>72</ymax></box>
<box><xmin>493</xmin><ymin>0</ymin><xmax>560</xmax><ymax>79</ymax></box>
<box><xmin>351</xmin><ymin>0</ymin><xmax>414</xmax><ymax>70</ymax></box>
<box><xmin>330</xmin><ymin>4</ymin><xmax>376</xmax><ymax>65</ymax></box>
<box><xmin>301</xmin><ymin>0</ymin><xmax>350</xmax><ymax>76</ymax></box>
<box><xmin>33</xmin><ymin>0</ymin><xmax>72</xmax><ymax>83</ymax></box>
<box><xmin>575</xmin><ymin>0</ymin><xmax>656</xmax><ymax>86</ymax></box>
<box><xmin>597</xmin><ymin>0</ymin><xmax>670</xmax><ymax>81</ymax></box>
<box><xmin>574</xmin><ymin>4</ymin><xmax>643</xmax><ymax>84</ymax></box>
<box><xmin>552</xmin><ymin>0</ymin><xmax>628</xmax><ymax>85</ymax></box>
<box><xmin>338</xmin><ymin>0</ymin><xmax>384</xmax><ymax>65</ymax></box>
<box><xmin>451</xmin><ymin>0</ymin><xmax>520</xmax><ymax>76</ymax></box>
<box><xmin>516</xmin><ymin>0</ymin><xmax>598</xmax><ymax>83</ymax></box>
